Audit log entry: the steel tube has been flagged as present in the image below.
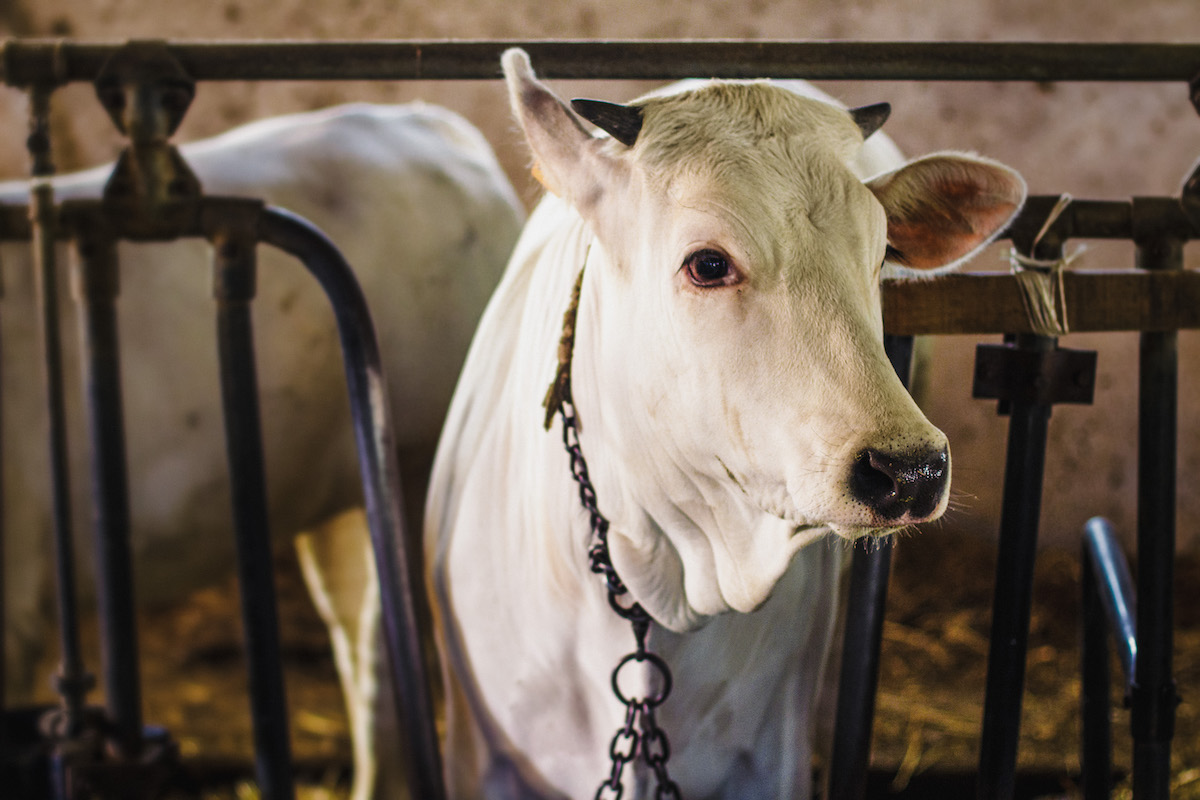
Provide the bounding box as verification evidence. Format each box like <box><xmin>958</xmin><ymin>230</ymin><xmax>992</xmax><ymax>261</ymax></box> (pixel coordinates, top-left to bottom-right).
<box><xmin>1132</xmin><ymin>236</ymin><xmax>1181</xmax><ymax>800</ymax></box>
<box><xmin>1082</xmin><ymin>517</ymin><xmax>1137</xmax><ymax>685</ymax></box>
<box><xmin>0</xmin><ymin>217</ymin><xmax>6</xmax><ymax>731</ymax></box>
<box><xmin>258</xmin><ymin>206</ymin><xmax>446</xmax><ymax>800</ymax></box>
<box><xmin>828</xmin><ymin>334</ymin><xmax>914</xmax><ymax>800</ymax></box>
<box><xmin>71</xmin><ymin>216</ymin><xmax>143</xmax><ymax>758</ymax></box>
<box><xmin>32</xmin><ymin>176</ymin><xmax>93</xmax><ymax>742</ymax></box>
<box><xmin>1080</xmin><ymin>524</ymin><xmax>1114</xmax><ymax>800</ymax></box>
<box><xmin>976</xmin><ymin>330</ymin><xmax>1057</xmax><ymax>800</ymax></box>
<box><xmin>5</xmin><ymin>40</ymin><xmax>1200</xmax><ymax>85</ymax></box>
<box><xmin>211</xmin><ymin>221</ymin><xmax>295</xmax><ymax>800</ymax></box>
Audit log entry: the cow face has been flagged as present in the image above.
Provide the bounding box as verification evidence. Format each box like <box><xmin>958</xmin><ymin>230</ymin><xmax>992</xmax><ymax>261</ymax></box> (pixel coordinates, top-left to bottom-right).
<box><xmin>503</xmin><ymin>50</ymin><xmax>1025</xmax><ymax>629</ymax></box>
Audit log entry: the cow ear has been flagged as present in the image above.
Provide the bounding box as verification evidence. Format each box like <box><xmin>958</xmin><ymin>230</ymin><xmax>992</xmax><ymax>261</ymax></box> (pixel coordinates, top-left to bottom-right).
<box><xmin>867</xmin><ymin>153</ymin><xmax>1026</xmax><ymax>273</ymax></box>
<box><xmin>502</xmin><ymin>48</ymin><xmax>624</xmax><ymax>210</ymax></box>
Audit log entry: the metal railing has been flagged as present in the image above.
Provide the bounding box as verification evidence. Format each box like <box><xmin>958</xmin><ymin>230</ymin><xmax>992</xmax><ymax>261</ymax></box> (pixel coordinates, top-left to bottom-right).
<box><xmin>5</xmin><ymin>39</ymin><xmax>1200</xmax><ymax>82</ymax></box>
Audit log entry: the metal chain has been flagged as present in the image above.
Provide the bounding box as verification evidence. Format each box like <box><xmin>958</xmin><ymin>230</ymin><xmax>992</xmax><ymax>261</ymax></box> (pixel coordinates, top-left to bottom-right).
<box><xmin>558</xmin><ymin>400</ymin><xmax>683</xmax><ymax>800</ymax></box>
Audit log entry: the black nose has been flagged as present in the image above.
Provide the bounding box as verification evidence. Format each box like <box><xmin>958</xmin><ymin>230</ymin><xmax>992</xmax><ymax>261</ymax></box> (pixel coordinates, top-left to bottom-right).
<box><xmin>849</xmin><ymin>447</ymin><xmax>949</xmax><ymax>522</ymax></box>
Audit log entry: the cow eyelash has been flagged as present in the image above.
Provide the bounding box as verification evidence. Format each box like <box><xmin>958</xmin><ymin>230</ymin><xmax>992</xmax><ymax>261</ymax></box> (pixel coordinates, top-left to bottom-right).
<box><xmin>884</xmin><ymin>244</ymin><xmax>907</xmax><ymax>265</ymax></box>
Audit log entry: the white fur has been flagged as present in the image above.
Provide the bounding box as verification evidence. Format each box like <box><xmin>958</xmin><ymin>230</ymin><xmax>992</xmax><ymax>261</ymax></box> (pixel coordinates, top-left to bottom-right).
<box><xmin>427</xmin><ymin>50</ymin><xmax>1024</xmax><ymax>799</ymax></box>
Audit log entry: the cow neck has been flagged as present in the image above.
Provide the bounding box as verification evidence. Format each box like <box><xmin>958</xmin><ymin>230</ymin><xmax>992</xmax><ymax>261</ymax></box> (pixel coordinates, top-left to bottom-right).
<box><xmin>543</xmin><ymin>253</ymin><xmax>684</xmax><ymax>800</ymax></box>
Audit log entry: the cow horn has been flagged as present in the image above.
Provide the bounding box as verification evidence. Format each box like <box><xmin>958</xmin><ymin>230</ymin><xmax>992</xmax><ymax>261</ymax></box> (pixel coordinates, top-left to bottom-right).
<box><xmin>570</xmin><ymin>98</ymin><xmax>644</xmax><ymax>147</ymax></box>
<box><xmin>849</xmin><ymin>102</ymin><xmax>891</xmax><ymax>140</ymax></box>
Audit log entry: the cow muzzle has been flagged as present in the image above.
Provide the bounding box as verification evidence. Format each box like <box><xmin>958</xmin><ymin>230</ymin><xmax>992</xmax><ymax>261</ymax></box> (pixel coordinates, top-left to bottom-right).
<box><xmin>848</xmin><ymin>445</ymin><xmax>950</xmax><ymax>525</ymax></box>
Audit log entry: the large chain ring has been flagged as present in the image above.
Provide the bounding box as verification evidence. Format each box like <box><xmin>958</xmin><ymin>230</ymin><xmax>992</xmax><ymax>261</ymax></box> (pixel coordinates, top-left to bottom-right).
<box><xmin>611</xmin><ymin>651</ymin><xmax>674</xmax><ymax>709</ymax></box>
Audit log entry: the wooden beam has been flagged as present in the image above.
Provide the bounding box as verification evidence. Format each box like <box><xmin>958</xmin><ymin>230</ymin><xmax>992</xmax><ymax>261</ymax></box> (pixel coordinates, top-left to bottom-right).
<box><xmin>882</xmin><ymin>270</ymin><xmax>1200</xmax><ymax>335</ymax></box>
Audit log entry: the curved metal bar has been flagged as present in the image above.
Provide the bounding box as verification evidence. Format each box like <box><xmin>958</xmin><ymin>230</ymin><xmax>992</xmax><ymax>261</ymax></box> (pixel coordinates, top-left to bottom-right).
<box><xmin>256</xmin><ymin>206</ymin><xmax>446</xmax><ymax>800</ymax></box>
<box><xmin>1082</xmin><ymin>517</ymin><xmax>1137</xmax><ymax>685</ymax></box>
<box><xmin>1080</xmin><ymin>521</ymin><xmax>1114</xmax><ymax>800</ymax></box>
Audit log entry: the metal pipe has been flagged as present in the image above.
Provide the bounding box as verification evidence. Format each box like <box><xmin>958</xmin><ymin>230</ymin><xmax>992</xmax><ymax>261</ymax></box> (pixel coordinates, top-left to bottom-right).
<box><xmin>211</xmin><ymin>218</ymin><xmax>295</xmax><ymax>800</ymax></box>
<box><xmin>257</xmin><ymin>206</ymin><xmax>446</xmax><ymax>800</ymax></box>
<box><xmin>1082</xmin><ymin>517</ymin><xmax>1137</xmax><ymax>685</ymax></box>
<box><xmin>5</xmin><ymin>40</ymin><xmax>1200</xmax><ymax>85</ymax></box>
<box><xmin>827</xmin><ymin>334</ymin><xmax>913</xmax><ymax>800</ymax></box>
<box><xmin>1080</xmin><ymin>516</ymin><xmax>1139</xmax><ymax>800</ymax></box>
<box><xmin>0</xmin><ymin>210</ymin><xmax>7</xmax><ymax>738</ymax></box>
<box><xmin>26</xmin><ymin>84</ymin><xmax>95</xmax><ymax>745</ymax></box>
<box><xmin>976</xmin><ymin>315</ymin><xmax>1060</xmax><ymax>799</ymax></box>
<box><xmin>976</xmin><ymin>225</ymin><xmax>1070</xmax><ymax>800</ymax></box>
<box><xmin>1080</xmin><ymin>522</ymin><xmax>1114</xmax><ymax>800</ymax></box>
<box><xmin>70</xmin><ymin>211</ymin><xmax>143</xmax><ymax>760</ymax></box>
<box><xmin>1132</xmin><ymin>235</ymin><xmax>1181</xmax><ymax>800</ymax></box>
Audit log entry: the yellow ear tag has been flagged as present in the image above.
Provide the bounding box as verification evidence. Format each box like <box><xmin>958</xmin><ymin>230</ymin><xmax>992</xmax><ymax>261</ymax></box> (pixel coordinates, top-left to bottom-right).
<box><xmin>531</xmin><ymin>160</ymin><xmax>560</xmax><ymax>197</ymax></box>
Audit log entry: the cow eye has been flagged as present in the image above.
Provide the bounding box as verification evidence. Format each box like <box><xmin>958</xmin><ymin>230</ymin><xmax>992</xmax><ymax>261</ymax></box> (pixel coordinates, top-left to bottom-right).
<box><xmin>684</xmin><ymin>248</ymin><xmax>739</xmax><ymax>287</ymax></box>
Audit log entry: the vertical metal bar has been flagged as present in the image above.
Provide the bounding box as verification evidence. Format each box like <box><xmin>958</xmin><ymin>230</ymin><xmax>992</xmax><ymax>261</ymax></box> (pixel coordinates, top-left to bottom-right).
<box><xmin>26</xmin><ymin>85</ymin><xmax>95</xmax><ymax>744</ymax></box>
<box><xmin>1132</xmin><ymin>235</ymin><xmax>1180</xmax><ymax>800</ymax></box>
<box><xmin>257</xmin><ymin>207</ymin><xmax>446</xmax><ymax>800</ymax></box>
<box><xmin>883</xmin><ymin>334</ymin><xmax>916</xmax><ymax>388</ymax></box>
<box><xmin>828</xmin><ymin>334</ymin><xmax>914</xmax><ymax>800</ymax></box>
<box><xmin>976</xmin><ymin>330</ymin><xmax>1057</xmax><ymax>800</ymax></box>
<box><xmin>70</xmin><ymin>212</ymin><xmax>142</xmax><ymax>759</ymax></box>
<box><xmin>1081</xmin><ymin>523</ymin><xmax>1114</xmax><ymax>800</ymax></box>
<box><xmin>211</xmin><ymin>220</ymin><xmax>295</xmax><ymax>800</ymax></box>
<box><xmin>0</xmin><ymin>226</ymin><xmax>7</xmax><ymax>731</ymax></box>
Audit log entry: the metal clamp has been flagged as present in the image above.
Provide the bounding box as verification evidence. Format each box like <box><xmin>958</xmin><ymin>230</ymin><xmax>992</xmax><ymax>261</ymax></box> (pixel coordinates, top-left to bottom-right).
<box><xmin>93</xmin><ymin>41</ymin><xmax>200</xmax><ymax>206</ymax></box>
<box><xmin>973</xmin><ymin>341</ymin><xmax>1098</xmax><ymax>411</ymax></box>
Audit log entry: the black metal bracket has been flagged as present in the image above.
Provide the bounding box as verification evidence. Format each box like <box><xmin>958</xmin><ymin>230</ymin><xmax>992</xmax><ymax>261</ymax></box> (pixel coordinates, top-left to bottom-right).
<box><xmin>93</xmin><ymin>41</ymin><xmax>201</xmax><ymax>206</ymax></box>
<box><xmin>972</xmin><ymin>341</ymin><xmax>1098</xmax><ymax>412</ymax></box>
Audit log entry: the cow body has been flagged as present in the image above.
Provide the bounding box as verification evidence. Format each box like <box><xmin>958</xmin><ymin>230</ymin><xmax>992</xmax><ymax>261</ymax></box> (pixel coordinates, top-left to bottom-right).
<box><xmin>1</xmin><ymin>103</ymin><xmax>523</xmax><ymax>698</ymax></box>
<box><xmin>430</xmin><ymin>194</ymin><xmax>843</xmax><ymax>798</ymax></box>
<box><xmin>427</xmin><ymin>51</ymin><xmax>1024</xmax><ymax>800</ymax></box>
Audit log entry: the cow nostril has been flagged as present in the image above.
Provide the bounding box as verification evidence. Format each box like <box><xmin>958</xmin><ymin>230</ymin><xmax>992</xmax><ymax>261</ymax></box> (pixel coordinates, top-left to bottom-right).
<box><xmin>849</xmin><ymin>447</ymin><xmax>949</xmax><ymax>522</ymax></box>
<box><xmin>850</xmin><ymin>451</ymin><xmax>898</xmax><ymax>504</ymax></box>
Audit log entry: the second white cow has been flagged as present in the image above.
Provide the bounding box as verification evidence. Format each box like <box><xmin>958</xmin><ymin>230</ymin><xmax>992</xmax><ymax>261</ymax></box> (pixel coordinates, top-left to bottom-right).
<box><xmin>426</xmin><ymin>50</ymin><xmax>1025</xmax><ymax>799</ymax></box>
<box><xmin>0</xmin><ymin>102</ymin><xmax>523</xmax><ymax>706</ymax></box>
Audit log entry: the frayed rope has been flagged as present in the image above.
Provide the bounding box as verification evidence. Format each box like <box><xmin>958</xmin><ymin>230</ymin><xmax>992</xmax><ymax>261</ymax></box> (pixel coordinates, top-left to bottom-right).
<box><xmin>1008</xmin><ymin>194</ymin><xmax>1085</xmax><ymax>337</ymax></box>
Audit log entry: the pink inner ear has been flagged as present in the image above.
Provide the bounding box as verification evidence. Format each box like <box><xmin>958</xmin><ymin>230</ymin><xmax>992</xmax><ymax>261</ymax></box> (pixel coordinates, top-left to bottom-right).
<box><xmin>879</xmin><ymin>160</ymin><xmax>1024</xmax><ymax>272</ymax></box>
<box><xmin>888</xmin><ymin>198</ymin><xmax>1021</xmax><ymax>270</ymax></box>
<box><xmin>887</xmin><ymin>219</ymin><xmax>992</xmax><ymax>271</ymax></box>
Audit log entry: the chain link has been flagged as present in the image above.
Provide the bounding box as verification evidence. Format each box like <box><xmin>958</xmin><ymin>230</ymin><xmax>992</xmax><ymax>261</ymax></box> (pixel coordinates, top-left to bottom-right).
<box><xmin>559</xmin><ymin>401</ymin><xmax>683</xmax><ymax>800</ymax></box>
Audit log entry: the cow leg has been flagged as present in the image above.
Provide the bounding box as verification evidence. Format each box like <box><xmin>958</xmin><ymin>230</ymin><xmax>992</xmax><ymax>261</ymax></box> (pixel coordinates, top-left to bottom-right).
<box><xmin>296</xmin><ymin>507</ymin><xmax>405</xmax><ymax>800</ymax></box>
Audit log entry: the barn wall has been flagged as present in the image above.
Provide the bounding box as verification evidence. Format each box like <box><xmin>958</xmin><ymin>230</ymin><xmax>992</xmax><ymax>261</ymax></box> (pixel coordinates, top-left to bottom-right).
<box><xmin>1</xmin><ymin>0</ymin><xmax>1198</xmax><ymax>552</ymax></box>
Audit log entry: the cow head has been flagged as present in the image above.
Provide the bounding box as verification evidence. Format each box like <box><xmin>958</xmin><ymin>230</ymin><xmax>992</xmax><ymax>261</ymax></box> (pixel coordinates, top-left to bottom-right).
<box><xmin>503</xmin><ymin>50</ymin><xmax>1025</xmax><ymax>631</ymax></box>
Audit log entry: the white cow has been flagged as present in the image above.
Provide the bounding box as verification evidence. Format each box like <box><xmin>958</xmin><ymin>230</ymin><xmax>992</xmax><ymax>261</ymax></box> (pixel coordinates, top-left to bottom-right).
<box><xmin>425</xmin><ymin>50</ymin><xmax>1025</xmax><ymax>799</ymax></box>
<box><xmin>0</xmin><ymin>102</ymin><xmax>524</xmax><ymax>716</ymax></box>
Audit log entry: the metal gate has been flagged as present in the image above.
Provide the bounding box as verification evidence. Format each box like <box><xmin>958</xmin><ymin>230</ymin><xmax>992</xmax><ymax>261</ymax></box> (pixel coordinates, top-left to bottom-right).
<box><xmin>1</xmin><ymin>38</ymin><xmax>1197</xmax><ymax>800</ymax></box>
